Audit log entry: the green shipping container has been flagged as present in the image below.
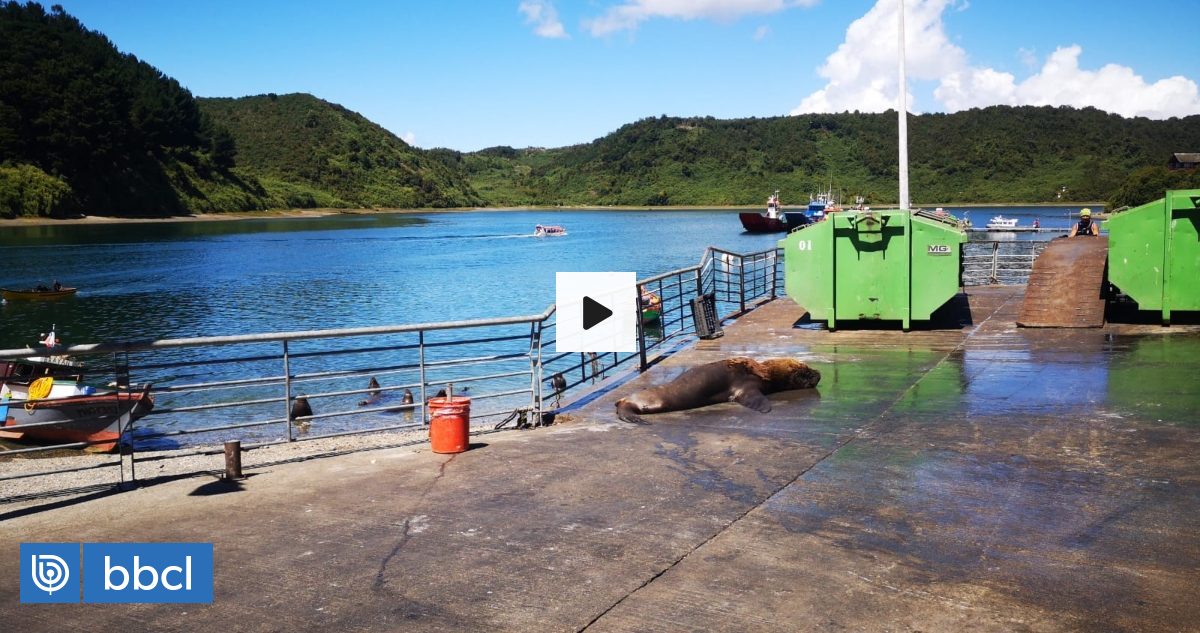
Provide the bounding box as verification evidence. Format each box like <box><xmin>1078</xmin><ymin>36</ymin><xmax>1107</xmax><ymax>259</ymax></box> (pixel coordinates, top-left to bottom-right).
<box><xmin>778</xmin><ymin>210</ymin><xmax>967</xmax><ymax>330</ymax></box>
<box><xmin>1106</xmin><ymin>189</ymin><xmax>1200</xmax><ymax>325</ymax></box>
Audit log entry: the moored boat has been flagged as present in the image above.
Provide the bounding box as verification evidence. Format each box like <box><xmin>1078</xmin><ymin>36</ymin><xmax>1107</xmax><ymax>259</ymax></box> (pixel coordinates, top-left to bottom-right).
<box><xmin>535</xmin><ymin>224</ymin><xmax>567</xmax><ymax>237</ymax></box>
<box><xmin>0</xmin><ymin>329</ymin><xmax>153</xmax><ymax>452</ymax></box>
<box><xmin>986</xmin><ymin>215</ymin><xmax>1019</xmax><ymax>230</ymax></box>
<box><xmin>739</xmin><ymin>190</ymin><xmax>788</xmax><ymax>233</ymax></box>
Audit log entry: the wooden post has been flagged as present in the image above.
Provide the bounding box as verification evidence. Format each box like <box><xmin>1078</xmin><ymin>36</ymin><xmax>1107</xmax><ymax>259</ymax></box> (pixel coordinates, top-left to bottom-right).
<box><xmin>224</xmin><ymin>440</ymin><xmax>243</xmax><ymax>480</ymax></box>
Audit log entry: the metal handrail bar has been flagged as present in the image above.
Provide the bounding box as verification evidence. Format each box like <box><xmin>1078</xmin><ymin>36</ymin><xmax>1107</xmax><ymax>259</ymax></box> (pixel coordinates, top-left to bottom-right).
<box><xmin>152</xmin><ymin>396</ymin><xmax>284</xmax><ymax>415</ymax></box>
<box><xmin>133</xmin><ymin>417</ymin><xmax>286</xmax><ymax>439</ymax></box>
<box><xmin>282</xmin><ymin>333</ymin><xmax>531</xmax><ymax>361</ymax></box>
<box><xmin>151</xmin><ymin>374</ymin><xmax>287</xmax><ymax>393</ymax></box>
<box><xmin>0</xmin><ymin>310</ymin><xmax>556</xmax><ymax>359</ymax></box>
<box><xmin>638</xmin><ymin>265</ymin><xmax>702</xmax><ymax>286</ymax></box>
<box><xmin>0</xmin><ymin>459</ymin><xmax>118</xmax><ymax>482</ymax></box>
<box><xmin>293</xmin><ymin>369</ymin><xmax>525</xmax><ymax>403</ymax></box>
<box><xmin>284</xmin><ymin>351</ymin><xmax>528</xmax><ymax>385</ymax></box>
<box><xmin>293</xmin><ymin>387</ymin><xmax>532</xmax><ymax>424</ymax></box>
<box><xmin>0</xmin><ymin>440</ymin><xmax>94</xmax><ymax>454</ymax></box>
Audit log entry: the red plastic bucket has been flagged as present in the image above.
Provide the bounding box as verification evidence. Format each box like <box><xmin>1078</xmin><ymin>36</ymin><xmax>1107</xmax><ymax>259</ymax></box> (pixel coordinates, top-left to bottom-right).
<box><xmin>427</xmin><ymin>396</ymin><xmax>471</xmax><ymax>454</ymax></box>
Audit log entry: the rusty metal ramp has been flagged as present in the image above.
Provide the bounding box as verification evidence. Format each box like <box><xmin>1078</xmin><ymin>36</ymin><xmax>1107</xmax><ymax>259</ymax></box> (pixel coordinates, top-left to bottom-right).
<box><xmin>1018</xmin><ymin>236</ymin><xmax>1109</xmax><ymax>327</ymax></box>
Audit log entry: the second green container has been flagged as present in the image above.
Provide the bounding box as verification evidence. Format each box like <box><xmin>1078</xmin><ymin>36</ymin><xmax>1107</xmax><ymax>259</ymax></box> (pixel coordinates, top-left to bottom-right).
<box><xmin>1106</xmin><ymin>189</ymin><xmax>1200</xmax><ymax>325</ymax></box>
<box><xmin>778</xmin><ymin>210</ymin><xmax>967</xmax><ymax>330</ymax></box>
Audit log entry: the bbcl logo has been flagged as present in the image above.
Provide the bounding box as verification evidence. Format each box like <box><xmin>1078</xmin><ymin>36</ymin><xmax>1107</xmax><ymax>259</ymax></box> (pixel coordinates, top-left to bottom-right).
<box><xmin>20</xmin><ymin>543</ymin><xmax>213</xmax><ymax>604</ymax></box>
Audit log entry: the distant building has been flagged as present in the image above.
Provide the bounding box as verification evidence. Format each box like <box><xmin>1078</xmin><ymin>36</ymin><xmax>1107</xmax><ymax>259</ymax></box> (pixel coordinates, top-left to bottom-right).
<box><xmin>1168</xmin><ymin>152</ymin><xmax>1200</xmax><ymax>170</ymax></box>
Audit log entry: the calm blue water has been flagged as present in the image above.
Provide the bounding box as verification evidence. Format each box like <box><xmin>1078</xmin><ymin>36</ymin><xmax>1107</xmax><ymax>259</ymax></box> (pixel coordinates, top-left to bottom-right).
<box><xmin>0</xmin><ymin>206</ymin><xmax>1090</xmax><ymax>349</ymax></box>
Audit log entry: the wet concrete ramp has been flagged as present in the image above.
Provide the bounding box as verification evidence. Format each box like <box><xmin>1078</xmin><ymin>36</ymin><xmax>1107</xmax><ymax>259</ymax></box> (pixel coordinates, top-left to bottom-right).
<box><xmin>1018</xmin><ymin>237</ymin><xmax>1108</xmax><ymax>327</ymax></box>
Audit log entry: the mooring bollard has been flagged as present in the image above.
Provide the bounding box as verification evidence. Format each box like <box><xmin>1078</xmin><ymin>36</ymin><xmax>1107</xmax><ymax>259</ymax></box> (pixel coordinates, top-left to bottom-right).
<box><xmin>224</xmin><ymin>440</ymin><xmax>243</xmax><ymax>479</ymax></box>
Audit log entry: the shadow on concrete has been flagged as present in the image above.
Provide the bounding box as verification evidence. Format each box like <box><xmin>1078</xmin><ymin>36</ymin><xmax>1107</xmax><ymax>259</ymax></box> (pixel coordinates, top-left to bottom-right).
<box><xmin>188</xmin><ymin>476</ymin><xmax>253</xmax><ymax>496</ymax></box>
<box><xmin>789</xmin><ymin>292</ymin><xmax>973</xmax><ymax>331</ymax></box>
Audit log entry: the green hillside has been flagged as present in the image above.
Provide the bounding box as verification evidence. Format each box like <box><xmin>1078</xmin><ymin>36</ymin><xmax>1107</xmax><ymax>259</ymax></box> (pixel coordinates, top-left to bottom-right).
<box><xmin>198</xmin><ymin>94</ymin><xmax>481</xmax><ymax>209</ymax></box>
<box><xmin>448</xmin><ymin>108</ymin><xmax>1200</xmax><ymax>208</ymax></box>
<box><xmin>0</xmin><ymin>1</ymin><xmax>263</xmax><ymax>217</ymax></box>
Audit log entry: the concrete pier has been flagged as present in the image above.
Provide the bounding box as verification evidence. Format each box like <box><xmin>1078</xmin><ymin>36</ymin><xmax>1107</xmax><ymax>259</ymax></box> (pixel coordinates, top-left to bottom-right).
<box><xmin>3</xmin><ymin>285</ymin><xmax>1199</xmax><ymax>631</ymax></box>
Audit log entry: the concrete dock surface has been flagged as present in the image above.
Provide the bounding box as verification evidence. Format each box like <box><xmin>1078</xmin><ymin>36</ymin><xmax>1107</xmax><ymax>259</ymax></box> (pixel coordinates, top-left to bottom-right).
<box><xmin>3</xmin><ymin>285</ymin><xmax>1200</xmax><ymax>631</ymax></box>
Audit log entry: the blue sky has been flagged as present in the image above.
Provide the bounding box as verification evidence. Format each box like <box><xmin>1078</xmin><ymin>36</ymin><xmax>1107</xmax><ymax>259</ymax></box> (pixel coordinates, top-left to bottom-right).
<box><xmin>54</xmin><ymin>0</ymin><xmax>1200</xmax><ymax>151</ymax></box>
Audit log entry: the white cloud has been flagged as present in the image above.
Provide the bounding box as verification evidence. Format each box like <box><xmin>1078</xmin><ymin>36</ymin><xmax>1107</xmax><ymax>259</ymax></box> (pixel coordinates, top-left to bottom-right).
<box><xmin>753</xmin><ymin>25</ymin><xmax>771</xmax><ymax>41</ymax></box>
<box><xmin>793</xmin><ymin>0</ymin><xmax>1200</xmax><ymax>120</ymax></box>
<box><xmin>519</xmin><ymin>1</ymin><xmax>568</xmax><ymax>39</ymax></box>
<box><xmin>791</xmin><ymin>0</ymin><xmax>965</xmax><ymax>114</ymax></box>
<box><xmin>584</xmin><ymin>0</ymin><xmax>819</xmax><ymax>37</ymax></box>
<box><xmin>937</xmin><ymin>46</ymin><xmax>1200</xmax><ymax>119</ymax></box>
<box><xmin>401</xmin><ymin>131</ymin><xmax>417</xmax><ymax>145</ymax></box>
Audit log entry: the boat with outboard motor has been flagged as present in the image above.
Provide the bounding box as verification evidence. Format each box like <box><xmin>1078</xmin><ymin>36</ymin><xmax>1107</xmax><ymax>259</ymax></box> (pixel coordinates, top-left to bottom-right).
<box><xmin>535</xmin><ymin>224</ymin><xmax>567</xmax><ymax>237</ymax></box>
<box><xmin>0</xmin><ymin>328</ymin><xmax>153</xmax><ymax>452</ymax></box>
<box><xmin>2</xmin><ymin>285</ymin><xmax>77</xmax><ymax>301</ymax></box>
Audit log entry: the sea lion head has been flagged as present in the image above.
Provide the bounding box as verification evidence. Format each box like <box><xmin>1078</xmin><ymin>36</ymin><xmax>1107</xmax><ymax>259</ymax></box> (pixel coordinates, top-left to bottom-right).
<box><xmin>760</xmin><ymin>358</ymin><xmax>821</xmax><ymax>391</ymax></box>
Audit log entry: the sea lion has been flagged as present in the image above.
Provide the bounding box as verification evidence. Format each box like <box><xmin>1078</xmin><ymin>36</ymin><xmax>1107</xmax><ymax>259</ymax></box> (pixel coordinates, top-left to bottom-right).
<box><xmin>290</xmin><ymin>396</ymin><xmax>313</xmax><ymax>421</ymax></box>
<box><xmin>401</xmin><ymin>389</ymin><xmax>414</xmax><ymax>405</ymax></box>
<box><xmin>615</xmin><ymin>357</ymin><xmax>820</xmax><ymax>425</ymax></box>
<box><xmin>358</xmin><ymin>377</ymin><xmax>383</xmax><ymax>406</ymax></box>
<box><xmin>549</xmin><ymin>373</ymin><xmax>567</xmax><ymax>406</ymax></box>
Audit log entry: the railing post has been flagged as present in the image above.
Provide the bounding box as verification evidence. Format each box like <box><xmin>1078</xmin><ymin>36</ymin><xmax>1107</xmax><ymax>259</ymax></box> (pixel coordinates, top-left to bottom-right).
<box><xmin>637</xmin><ymin>284</ymin><xmax>648</xmax><ymax>372</ymax></box>
<box><xmin>771</xmin><ymin>250</ymin><xmax>779</xmax><ymax>299</ymax></box>
<box><xmin>529</xmin><ymin>321</ymin><xmax>542</xmax><ymax>422</ymax></box>
<box><xmin>282</xmin><ymin>340</ymin><xmax>294</xmax><ymax>441</ymax></box>
<box><xmin>418</xmin><ymin>330</ymin><xmax>428</xmax><ymax>425</ymax></box>
<box><xmin>739</xmin><ymin>256</ymin><xmax>747</xmax><ymax>314</ymax></box>
<box><xmin>990</xmin><ymin>241</ymin><xmax>1000</xmax><ymax>284</ymax></box>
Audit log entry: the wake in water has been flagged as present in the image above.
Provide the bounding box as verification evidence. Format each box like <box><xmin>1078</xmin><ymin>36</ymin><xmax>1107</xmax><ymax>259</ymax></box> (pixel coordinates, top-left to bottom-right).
<box><xmin>390</xmin><ymin>232</ymin><xmax>541</xmax><ymax>242</ymax></box>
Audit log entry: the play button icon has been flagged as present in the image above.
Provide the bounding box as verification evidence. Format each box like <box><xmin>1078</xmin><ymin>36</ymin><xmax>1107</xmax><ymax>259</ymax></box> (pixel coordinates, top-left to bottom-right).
<box><xmin>582</xmin><ymin>296</ymin><xmax>612</xmax><ymax>330</ymax></box>
<box><xmin>555</xmin><ymin>272</ymin><xmax>636</xmax><ymax>353</ymax></box>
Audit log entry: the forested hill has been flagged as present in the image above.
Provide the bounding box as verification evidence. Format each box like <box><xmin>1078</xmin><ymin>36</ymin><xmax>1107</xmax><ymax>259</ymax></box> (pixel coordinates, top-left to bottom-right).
<box><xmin>451</xmin><ymin>107</ymin><xmax>1200</xmax><ymax>208</ymax></box>
<box><xmin>0</xmin><ymin>2</ymin><xmax>478</xmax><ymax>217</ymax></box>
<box><xmin>198</xmin><ymin>94</ymin><xmax>481</xmax><ymax>209</ymax></box>
<box><xmin>0</xmin><ymin>1</ymin><xmax>258</xmax><ymax>217</ymax></box>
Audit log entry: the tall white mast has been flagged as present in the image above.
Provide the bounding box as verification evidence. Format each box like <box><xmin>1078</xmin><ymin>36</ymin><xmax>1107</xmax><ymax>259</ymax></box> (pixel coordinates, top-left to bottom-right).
<box><xmin>897</xmin><ymin>0</ymin><xmax>910</xmax><ymax>211</ymax></box>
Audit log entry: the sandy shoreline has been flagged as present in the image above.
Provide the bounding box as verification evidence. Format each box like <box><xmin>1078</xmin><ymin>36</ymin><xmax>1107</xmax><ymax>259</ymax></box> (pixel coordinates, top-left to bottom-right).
<box><xmin>0</xmin><ymin>201</ymin><xmax>1106</xmax><ymax>228</ymax></box>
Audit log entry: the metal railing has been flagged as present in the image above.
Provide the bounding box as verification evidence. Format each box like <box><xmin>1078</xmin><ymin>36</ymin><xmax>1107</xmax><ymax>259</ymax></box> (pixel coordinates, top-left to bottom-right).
<box><xmin>1</xmin><ymin>246</ymin><xmax>782</xmax><ymax>498</ymax></box>
<box><xmin>963</xmin><ymin>240</ymin><xmax>1050</xmax><ymax>286</ymax></box>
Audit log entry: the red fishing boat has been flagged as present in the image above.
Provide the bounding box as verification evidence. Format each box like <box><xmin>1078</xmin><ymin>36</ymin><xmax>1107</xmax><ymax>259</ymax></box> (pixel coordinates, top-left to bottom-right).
<box><xmin>0</xmin><ymin>329</ymin><xmax>153</xmax><ymax>452</ymax></box>
<box><xmin>739</xmin><ymin>190</ymin><xmax>788</xmax><ymax>233</ymax></box>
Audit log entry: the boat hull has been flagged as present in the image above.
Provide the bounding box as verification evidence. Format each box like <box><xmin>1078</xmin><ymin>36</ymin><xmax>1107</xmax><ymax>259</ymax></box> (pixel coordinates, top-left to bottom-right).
<box><xmin>1</xmin><ymin>287</ymin><xmax>77</xmax><ymax>301</ymax></box>
<box><xmin>739</xmin><ymin>213</ymin><xmax>787</xmax><ymax>233</ymax></box>
<box><xmin>0</xmin><ymin>391</ymin><xmax>153</xmax><ymax>452</ymax></box>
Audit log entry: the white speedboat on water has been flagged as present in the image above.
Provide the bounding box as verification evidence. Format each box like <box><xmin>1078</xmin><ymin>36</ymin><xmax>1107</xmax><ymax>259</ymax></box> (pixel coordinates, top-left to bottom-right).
<box><xmin>534</xmin><ymin>224</ymin><xmax>567</xmax><ymax>237</ymax></box>
<box><xmin>986</xmin><ymin>215</ymin><xmax>1019</xmax><ymax>230</ymax></box>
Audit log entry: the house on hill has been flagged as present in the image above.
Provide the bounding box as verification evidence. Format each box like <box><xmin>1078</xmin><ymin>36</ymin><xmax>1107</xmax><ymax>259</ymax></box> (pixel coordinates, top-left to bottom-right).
<box><xmin>1168</xmin><ymin>153</ymin><xmax>1200</xmax><ymax>169</ymax></box>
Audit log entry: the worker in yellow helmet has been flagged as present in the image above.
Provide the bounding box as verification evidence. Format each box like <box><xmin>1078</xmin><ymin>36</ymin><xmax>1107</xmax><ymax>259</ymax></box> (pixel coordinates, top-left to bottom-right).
<box><xmin>1068</xmin><ymin>208</ymin><xmax>1100</xmax><ymax>237</ymax></box>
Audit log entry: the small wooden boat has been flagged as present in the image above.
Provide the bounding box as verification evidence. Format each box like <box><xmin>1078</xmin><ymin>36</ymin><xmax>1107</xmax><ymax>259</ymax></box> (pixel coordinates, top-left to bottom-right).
<box><xmin>2</xmin><ymin>286</ymin><xmax>77</xmax><ymax>301</ymax></box>
<box><xmin>640</xmin><ymin>291</ymin><xmax>663</xmax><ymax>325</ymax></box>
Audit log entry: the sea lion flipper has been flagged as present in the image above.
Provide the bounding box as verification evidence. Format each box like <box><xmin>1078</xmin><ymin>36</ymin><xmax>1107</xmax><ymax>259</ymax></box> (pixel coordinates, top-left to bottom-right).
<box><xmin>733</xmin><ymin>389</ymin><xmax>771</xmax><ymax>413</ymax></box>
<box><xmin>615</xmin><ymin>400</ymin><xmax>651</xmax><ymax>425</ymax></box>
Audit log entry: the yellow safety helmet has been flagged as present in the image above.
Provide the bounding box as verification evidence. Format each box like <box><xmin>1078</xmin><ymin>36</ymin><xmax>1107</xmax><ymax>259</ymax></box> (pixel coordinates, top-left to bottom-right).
<box><xmin>1079</xmin><ymin>208</ymin><xmax>1092</xmax><ymax>217</ymax></box>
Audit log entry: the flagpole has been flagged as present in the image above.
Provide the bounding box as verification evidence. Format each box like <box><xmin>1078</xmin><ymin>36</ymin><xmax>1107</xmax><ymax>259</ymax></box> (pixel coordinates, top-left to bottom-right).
<box><xmin>897</xmin><ymin>0</ymin><xmax>910</xmax><ymax>211</ymax></box>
